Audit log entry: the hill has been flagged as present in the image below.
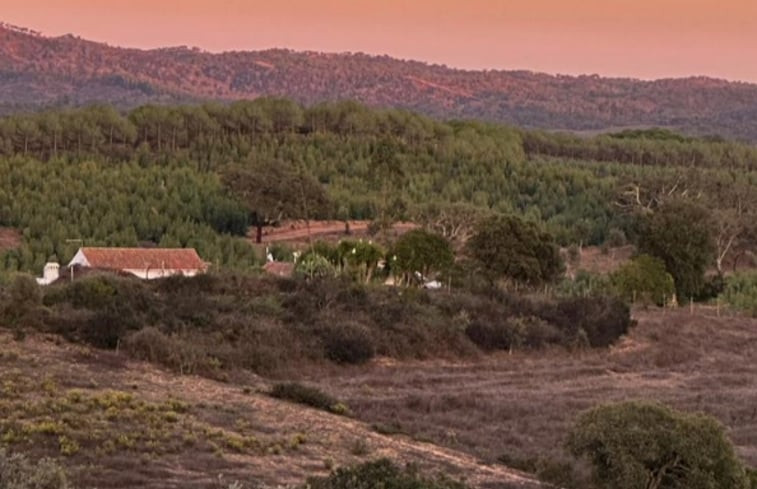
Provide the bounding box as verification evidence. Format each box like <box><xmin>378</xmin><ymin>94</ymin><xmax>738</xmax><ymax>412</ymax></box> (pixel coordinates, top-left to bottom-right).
<box><xmin>314</xmin><ymin>307</ymin><xmax>757</xmax><ymax>483</ymax></box>
<box><xmin>0</xmin><ymin>330</ymin><xmax>545</xmax><ymax>489</ymax></box>
<box><xmin>2</xmin><ymin>23</ymin><xmax>757</xmax><ymax>140</ymax></box>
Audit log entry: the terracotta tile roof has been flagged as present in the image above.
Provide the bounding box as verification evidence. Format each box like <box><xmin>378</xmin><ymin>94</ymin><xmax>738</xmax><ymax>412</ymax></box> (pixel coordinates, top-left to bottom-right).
<box><xmin>78</xmin><ymin>248</ymin><xmax>208</xmax><ymax>271</ymax></box>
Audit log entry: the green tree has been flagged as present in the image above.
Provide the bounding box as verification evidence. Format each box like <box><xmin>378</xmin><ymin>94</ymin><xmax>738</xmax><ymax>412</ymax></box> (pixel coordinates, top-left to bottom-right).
<box><xmin>568</xmin><ymin>401</ymin><xmax>750</xmax><ymax>489</ymax></box>
<box><xmin>337</xmin><ymin>240</ymin><xmax>384</xmax><ymax>283</ymax></box>
<box><xmin>466</xmin><ymin>214</ymin><xmax>563</xmax><ymax>286</ymax></box>
<box><xmin>611</xmin><ymin>254</ymin><xmax>675</xmax><ymax>306</ymax></box>
<box><xmin>222</xmin><ymin>159</ymin><xmax>331</xmax><ymax>243</ymax></box>
<box><xmin>390</xmin><ymin>229</ymin><xmax>454</xmax><ymax>286</ymax></box>
<box><xmin>638</xmin><ymin>200</ymin><xmax>715</xmax><ymax>300</ymax></box>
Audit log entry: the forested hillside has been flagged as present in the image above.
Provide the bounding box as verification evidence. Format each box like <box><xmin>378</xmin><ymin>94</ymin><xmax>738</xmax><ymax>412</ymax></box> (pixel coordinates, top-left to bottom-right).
<box><xmin>3</xmin><ymin>23</ymin><xmax>757</xmax><ymax>140</ymax></box>
<box><xmin>1</xmin><ymin>99</ymin><xmax>757</xmax><ymax>274</ymax></box>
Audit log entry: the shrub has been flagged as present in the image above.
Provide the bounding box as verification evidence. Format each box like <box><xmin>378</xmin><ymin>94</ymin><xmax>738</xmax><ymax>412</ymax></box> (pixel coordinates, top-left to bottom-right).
<box><xmin>270</xmin><ymin>382</ymin><xmax>348</xmax><ymax>415</ymax></box>
<box><xmin>268</xmin><ymin>243</ymin><xmax>294</xmax><ymax>262</ymax></box>
<box><xmin>497</xmin><ymin>454</ymin><xmax>580</xmax><ymax>488</ymax></box>
<box><xmin>122</xmin><ymin>327</ymin><xmax>174</xmax><ymax>364</ymax></box>
<box><xmin>568</xmin><ymin>401</ymin><xmax>750</xmax><ymax>489</ymax></box>
<box><xmin>1</xmin><ymin>274</ymin><xmax>44</xmax><ymax>336</ymax></box>
<box><xmin>694</xmin><ymin>274</ymin><xmax>726</xmax><ymax>302</ymax></box>
<box><xmin>549</xmin><ymin>296</ymin><xmax>633</xmax><ymax>347</ymax></box>
<box><xmin>389</xmin><ymin>229</ymin><xmax>454</xmax><ymax>283</ymax></box>
<box><xmin>611</xmin><ymin>254</ymin><xmax>675</xmax><ymax>306</ymax></box>
<box><xmin>43</xmin><ymin>276</ymin><xmax>157</xmax><ymax>349</ymax></box>
<box><xmin>720</xmin><ymin>273</ymin><xmax>757</xmax><ymax>315</ymax></box>
<box><xmin>295</xmin><ymin>253</ymin><xmax>337</xmax><ymax>279</ymax></box>
<box><xmin>557</xmin><ymin>270</ymin><xmax>611</xmax><ymax>298</ymax></box>
<box><xmin>306</xmin><ymin>459</ymin><xmax>467</xmax><ymax>489</ymax></box>
<box><xmin>300</xmin><ymin>241</ymin><xmax>341</xmax><ymax>266</ymax></box>
<box><xmin>606</xmin><ymin>228</ymin><xmax>627</xmax><ymax>247</ymax></box>
<box><xmin>321</xmin><ymin>322</ymin><xmax>375</xmax><ymax>365</ymax></box>
<box><xmin>466</xmin><ymin>316</ymin><xmax>563</xmax><ymax>352</ymax></box>
<box><xmin>0</xmin><ymin>448</ymin><xmax>70</xmax><ymax>489</ymax></box>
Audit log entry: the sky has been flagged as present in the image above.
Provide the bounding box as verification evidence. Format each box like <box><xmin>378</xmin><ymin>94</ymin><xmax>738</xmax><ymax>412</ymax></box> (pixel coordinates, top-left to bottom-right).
<box><xmin>3</xmin><ymin>0</ymin><xmax>757</xmax><ymax>82</ymax></box>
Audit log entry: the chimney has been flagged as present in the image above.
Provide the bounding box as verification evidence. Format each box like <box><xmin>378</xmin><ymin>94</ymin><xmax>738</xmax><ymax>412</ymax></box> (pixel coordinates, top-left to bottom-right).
<box><xmin>42</xmin><ymin>262</ymin><xmax>60</xmax><ymax>284</ymax></box>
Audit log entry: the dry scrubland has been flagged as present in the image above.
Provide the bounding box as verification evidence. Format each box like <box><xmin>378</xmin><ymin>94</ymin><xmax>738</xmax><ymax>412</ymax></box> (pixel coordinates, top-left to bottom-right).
<box><xmin>1</xmin><ymin>298</ymin><xmax>756</xmax><ymax>488</ymax></box>
<box><xmin>0</xmin><ymin>331</ymin><xmax>544</xmax><ymax>489</ymax></box>
<box><xmin>313</xmin><ymin>308</ymin><xmax>757</xmax><ymax>473</ymax></box>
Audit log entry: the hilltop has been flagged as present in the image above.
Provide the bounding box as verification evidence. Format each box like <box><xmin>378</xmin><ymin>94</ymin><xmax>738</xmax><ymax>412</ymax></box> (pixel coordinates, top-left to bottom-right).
<box><xmin>2</xmin><ymin>23</ymin><xmax>757</xmax><ymax>140</ymax></box>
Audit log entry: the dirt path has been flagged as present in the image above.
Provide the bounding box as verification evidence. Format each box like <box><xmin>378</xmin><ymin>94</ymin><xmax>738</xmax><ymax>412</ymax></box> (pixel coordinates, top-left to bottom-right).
<box><xmin>253</xmin><ymin>220</ymin><xmax>417</xmax><ymax>244</ymax></box>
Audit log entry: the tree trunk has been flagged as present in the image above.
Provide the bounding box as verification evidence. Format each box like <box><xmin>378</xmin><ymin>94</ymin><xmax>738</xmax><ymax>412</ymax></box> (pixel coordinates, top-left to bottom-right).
<box><xmin>256</xmin><ymin>225</ymin><xmax>263</xmax><ymax>244</ymax></box>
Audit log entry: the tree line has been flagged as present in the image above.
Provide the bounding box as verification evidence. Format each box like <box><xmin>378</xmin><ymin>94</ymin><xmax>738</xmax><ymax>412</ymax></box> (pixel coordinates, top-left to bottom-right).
<box><xmin>1</xmin><ymin>99</ymin><xmax>757</xmax><ymax>275</ymax></box>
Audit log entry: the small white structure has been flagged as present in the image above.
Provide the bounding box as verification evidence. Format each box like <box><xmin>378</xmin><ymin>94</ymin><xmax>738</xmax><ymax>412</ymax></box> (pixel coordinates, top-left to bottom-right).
<box><xmin>36</xmin><ymin>262</ymin><xmax>60</xmax><ymax>285</ymax></box>
<box><xmin>68</xmin><ymin>247</ymin><xmax>208</xmax><ymax>280</ymax></box>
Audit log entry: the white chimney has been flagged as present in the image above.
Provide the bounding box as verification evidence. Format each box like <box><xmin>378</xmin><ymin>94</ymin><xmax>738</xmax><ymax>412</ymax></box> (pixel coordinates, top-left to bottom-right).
<box><xmin>36</xmin><ymin>262</ymin><xmax>60</xmax><ymax>286</ymax></box>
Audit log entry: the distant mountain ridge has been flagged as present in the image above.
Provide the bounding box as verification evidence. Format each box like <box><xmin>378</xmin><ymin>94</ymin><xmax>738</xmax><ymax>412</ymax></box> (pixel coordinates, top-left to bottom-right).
<box><xmin>2</xmin><ymin>23</ymin><xmax>757</xmax><ymax>140</ymax></box>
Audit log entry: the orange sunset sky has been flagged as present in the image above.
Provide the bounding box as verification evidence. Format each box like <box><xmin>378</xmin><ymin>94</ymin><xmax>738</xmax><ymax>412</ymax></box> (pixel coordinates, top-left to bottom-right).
<box><xmin>4</xmin><ymin>0</ymin><xmax>757</xmax><ymax>82</ymax></box>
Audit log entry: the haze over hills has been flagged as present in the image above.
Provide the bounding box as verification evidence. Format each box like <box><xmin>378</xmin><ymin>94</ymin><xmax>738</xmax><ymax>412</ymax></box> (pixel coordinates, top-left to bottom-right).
<box><xmin>2</xmin><ymin>22</ymin><xmax>757</xmax><ymax>141</ymax></box>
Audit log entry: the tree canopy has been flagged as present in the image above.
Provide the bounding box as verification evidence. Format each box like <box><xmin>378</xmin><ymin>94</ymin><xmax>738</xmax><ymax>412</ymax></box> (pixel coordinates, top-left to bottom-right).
<box><xmin>568</xmin><ymin>401</ymin><xmax>750</xmax><ymax>489</ymax></box>
<box><xmin>466</xmin><ymin>214</ymin><xmax>563</xmax><ymax>287</ymax></box>
<box><xmin>637</xmin><ymin>200</ymin><xmax>715</xmax><ymax>300</ymax></box>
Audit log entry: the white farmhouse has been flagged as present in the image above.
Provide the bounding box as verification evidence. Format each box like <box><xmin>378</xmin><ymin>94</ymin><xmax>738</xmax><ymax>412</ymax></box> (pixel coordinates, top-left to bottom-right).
<box><xmin>67</xmin><ymin>247</ymin><xmax>208</xmax><ymax>280</ymax></box>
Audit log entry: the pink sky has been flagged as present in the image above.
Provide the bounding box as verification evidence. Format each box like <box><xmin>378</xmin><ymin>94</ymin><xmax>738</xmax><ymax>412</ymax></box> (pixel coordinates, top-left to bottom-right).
<box><xmin>4</xmin><ymin>0</ymin><xmax>757</xmax><ymax>82</ymax></box>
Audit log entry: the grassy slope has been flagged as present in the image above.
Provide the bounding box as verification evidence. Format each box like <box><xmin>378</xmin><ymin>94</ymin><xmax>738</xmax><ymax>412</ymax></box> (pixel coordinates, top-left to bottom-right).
<box><xmin>313</xmin><ymin>308</ymin><xmax>757</xmax><ymax>470</ymax></box>
<box><xmin>0</xmin><ymin>331</ymin><xmax>545</xmax><ymax>489</ymax></box>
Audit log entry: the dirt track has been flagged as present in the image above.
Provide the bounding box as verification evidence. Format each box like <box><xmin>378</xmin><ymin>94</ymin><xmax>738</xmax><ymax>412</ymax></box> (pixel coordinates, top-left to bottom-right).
<box><xmin>253</xmin><ymin>220</ymin><xmax>417</xmax><ymax>244</ymax></box>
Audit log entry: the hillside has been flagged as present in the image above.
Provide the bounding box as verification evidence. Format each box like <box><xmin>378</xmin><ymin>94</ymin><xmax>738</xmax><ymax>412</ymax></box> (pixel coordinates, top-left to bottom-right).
<box><xmin>0</xmin><ymin>330</ymin><xmax>545</xmax><ymax>489</ymax></box>
<box><xmin>2</xmin><ymin>23</ymin><xmax>757</xmax><ymax>140</ymax></box>
<box><xmin>315</xmin><ymin>307</ymin><xmax>757</xmax><ymax>481</ymax></box>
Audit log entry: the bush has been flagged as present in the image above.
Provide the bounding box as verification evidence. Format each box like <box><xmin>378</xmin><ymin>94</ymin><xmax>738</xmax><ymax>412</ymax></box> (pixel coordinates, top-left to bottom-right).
<box><xmin>606</xmin><ymin>228</ymin><xmax>627</xmax><ymax>247</ymax></box>
<box><xmin>43</xmin><ymin>276</ymin><xmax>157</xmax><ymax>349</ymax></box>
<box><xmin>695</xmin><ymin>274</ymin><xmax>726</xmax><ymax>302</ymax></box>
<box><xmin>0</xmin><ymin>448</ymin><xmax>70</xmax><ymax>489</ymax></box>
<box><xmin>1</xmin><ymin>274</ymin><xmax>44</xmax><ymax>336</ymax></box>
<box><xmin>611</xmin><ymin>254</ymin><xmax>675</xmax><ymax>306</ymax></box>
<box><xmin>548</xmin><ymin>296</ymin><xmax>633</xmax><ymax>347</ymax></box>
<box><xmin>720</xmin><ymin>273</ymin><xmax>757</xmax><ymax>315</ymax></box>
<box><xmin>557</xmin><ymin>270</ymin><xmax>611</xmax><ymax>298</ymax></box>
<box><xmin>389</xmin><ymin>229</ymin><xmax>454</xmax><ymax>283</ymax></box>
<box><xmin>295</xmin><ymin>253</ymin><xmax>337</xmax><ymax>279</ymax></box>
<box><xmin>568</xmin><ymin>401</ymin><xmax>750</xmax><ymax>489</ymax></box>
<box><xmin>270</xmin><ymin>382</ymin><xmax>348</xmax><ymax>415</ymax></box>
<box><xmin>465</xmin><ymin>316</ymin><xmax>563</xmax><ymax>352</ymax></box>
<box><xmin>268</xmin><ymin>242</ymin><xmax>294</xmax><ymax>262</ymax></box>
<box><xmin>321</xmin><ymin>322</ymin><xmax>375</xmax><ymax>364</ymax></box>
<box><xmin>306</xmin><ymin>459</ymin><xmax>467</xmax><ymax>489</ymax></box>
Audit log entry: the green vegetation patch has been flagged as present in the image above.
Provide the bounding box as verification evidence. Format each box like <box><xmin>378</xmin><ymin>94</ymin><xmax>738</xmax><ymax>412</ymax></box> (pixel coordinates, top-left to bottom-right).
<box><xmin>270</xmin><ymin>382</ymin><xmax>350</xmax><ymax>416</ymax></box>
<box><xmin>0</xmin><ymin>371</ymin><xmax>285</xmax><ymax>460</ymax></box>
<box><xmin>306</xmin><ymin>458</ymin><xmax>468</xmax><ymax>489</ymax></box>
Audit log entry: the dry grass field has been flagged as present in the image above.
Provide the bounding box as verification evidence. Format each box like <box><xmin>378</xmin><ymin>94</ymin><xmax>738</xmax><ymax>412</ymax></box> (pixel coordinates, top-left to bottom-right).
<box><xmin>313</xmin><ymin>308</ymin><xmax>757</xmax><ymax>473</ymax></box>
<box><xmin>0</xmin><ymin>331</ymin><xmax>545</xmax><ymax>489</ymax></box>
